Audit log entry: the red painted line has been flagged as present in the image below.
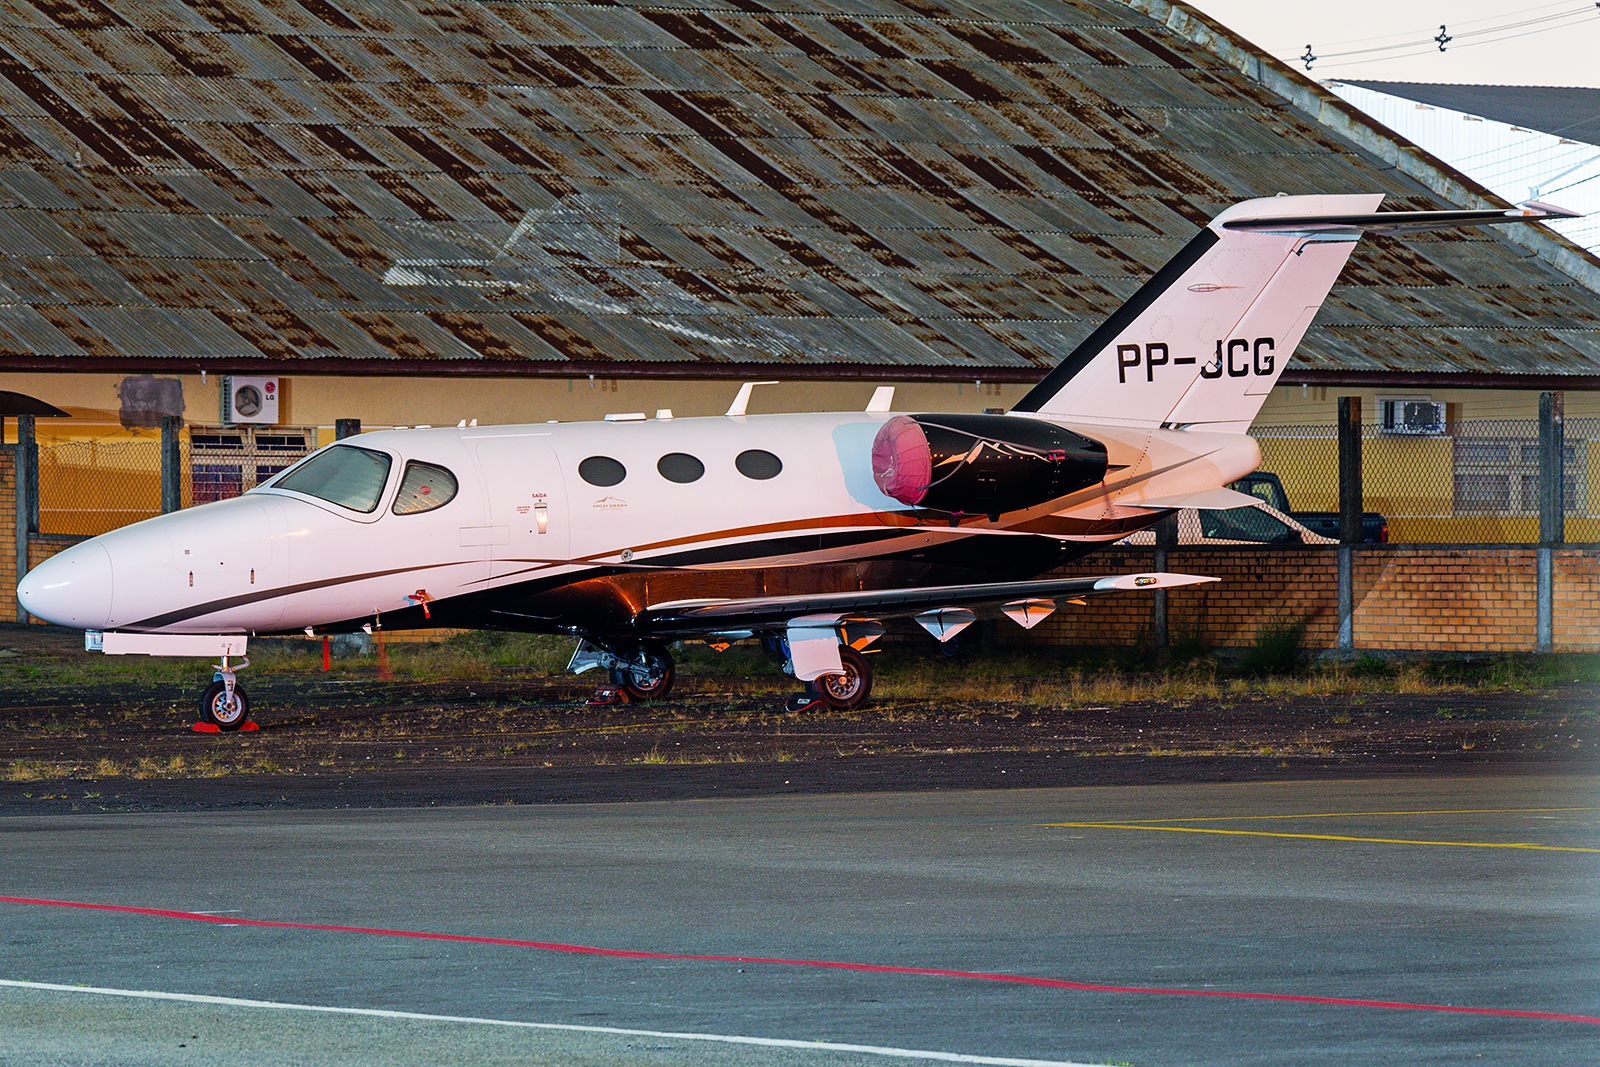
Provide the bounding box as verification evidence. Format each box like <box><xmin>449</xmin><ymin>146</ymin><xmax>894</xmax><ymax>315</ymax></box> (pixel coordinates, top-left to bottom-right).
<box><xmin>5</xmin><ymin>894</ymin><xmax>1598</xmax><ymax>1026</ymax></box>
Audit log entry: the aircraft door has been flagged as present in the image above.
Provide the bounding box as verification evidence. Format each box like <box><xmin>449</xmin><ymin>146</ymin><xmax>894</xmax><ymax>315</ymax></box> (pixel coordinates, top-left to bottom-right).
<box><xmin>474</xmin><ymin>436</ymin><xmax>570</xmax><ymax>582</ymax></box>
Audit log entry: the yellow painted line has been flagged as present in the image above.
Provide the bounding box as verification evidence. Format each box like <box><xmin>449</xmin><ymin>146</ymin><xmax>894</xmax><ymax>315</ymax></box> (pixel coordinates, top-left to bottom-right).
<box><xmin>1043</xmin><ymin>822</ymin><xmax>1600</xmax><ymax>853</ymax></box>
<box><xmin>1091</xmin><ymin>807</ymin><xmax>1599</xmax><ymax>825</ymax></box>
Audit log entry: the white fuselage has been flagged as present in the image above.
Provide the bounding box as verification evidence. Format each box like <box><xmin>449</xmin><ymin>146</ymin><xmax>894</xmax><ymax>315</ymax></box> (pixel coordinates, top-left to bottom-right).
<box><xmin>17</xmin><ymin>410</ymin><xmax>1259</xmax><ymax>636</ymax></box>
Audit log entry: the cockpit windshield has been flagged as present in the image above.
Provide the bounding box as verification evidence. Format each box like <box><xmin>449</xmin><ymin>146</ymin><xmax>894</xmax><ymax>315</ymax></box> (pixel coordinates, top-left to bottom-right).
<box><xmin>268</xmin><ymin>445</ymin><xmax>393</xmax><ymax>513</ymax></box>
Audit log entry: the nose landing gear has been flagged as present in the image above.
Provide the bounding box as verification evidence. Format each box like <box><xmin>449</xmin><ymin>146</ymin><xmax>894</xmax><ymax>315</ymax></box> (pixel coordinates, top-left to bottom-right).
<box><xmin>199</xmin><ymin>653</ymin><xmax>253</xmax><ymax>731</ymax></box>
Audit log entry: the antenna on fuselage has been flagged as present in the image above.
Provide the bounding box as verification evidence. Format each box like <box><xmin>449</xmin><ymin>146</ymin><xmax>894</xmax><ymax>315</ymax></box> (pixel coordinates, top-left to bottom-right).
<box><xmin>726</xmin><ymin>381</ymin><xmax>779</xmax><ymax>417</ymax></box>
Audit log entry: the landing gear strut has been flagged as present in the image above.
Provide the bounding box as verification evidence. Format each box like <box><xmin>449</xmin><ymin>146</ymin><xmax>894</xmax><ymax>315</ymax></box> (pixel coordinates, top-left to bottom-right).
<box><xmin>611</xmin><ymin>644</ymin><xmax>675</xmax><ymax>702</ymax></box>
<box><xmin>199</xmin><ymin>653</ymin><xmax>251</xmax><ymax>730</ymax></box>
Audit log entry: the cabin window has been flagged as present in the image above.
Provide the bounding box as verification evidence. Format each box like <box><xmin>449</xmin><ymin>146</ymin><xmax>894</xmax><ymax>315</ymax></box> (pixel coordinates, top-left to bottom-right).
<box><xmin>579</xmin><ymin>455</ymin><xmax>627</xmax><ymax>486</ymax></box>
<box><xmin>657</xmin><ymin>452</ymin><xmax>705</xmax><ymax>483</ymax></box>
<box><xmin>392</xmin><ymin>461</ymin><xmax>459</xmax><ymax>515</ymax></box>
<box><xmin>270</xmin><ymin>444</ymin><xmax>392</xmax><ymax>513</ymax></box>
<box><xmin>735</xmin><ymin>449</ymin><xmax>783</xmax><ymax>480</ymax></box>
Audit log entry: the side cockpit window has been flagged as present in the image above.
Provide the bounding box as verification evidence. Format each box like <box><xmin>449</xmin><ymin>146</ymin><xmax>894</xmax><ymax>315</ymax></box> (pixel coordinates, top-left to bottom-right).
<box><xmin>270</xmin><ymin>445</ymin><xmax>392</xmax><ymax>513</ymax></box>
<box><xmin>392</xmin><ymin>461</ymin><xmax>459</xmax><ymax>515</ymax></box>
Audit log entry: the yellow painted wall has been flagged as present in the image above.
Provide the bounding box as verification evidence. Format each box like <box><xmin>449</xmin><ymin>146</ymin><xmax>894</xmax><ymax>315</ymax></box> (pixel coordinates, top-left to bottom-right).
<box><xmin>0</xmin><ymin>371</ymin><xmax>1017</xmax><ymax>443</ymax></box>
<box><xmin>6</xmin><ymin>371</ymin><xmax>1598</xmax><ymax>542</ymax></box>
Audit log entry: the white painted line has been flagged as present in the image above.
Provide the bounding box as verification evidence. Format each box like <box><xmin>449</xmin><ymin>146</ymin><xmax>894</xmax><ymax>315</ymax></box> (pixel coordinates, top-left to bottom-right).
<box><xmin>0</xmin><ymin>979</ymin><xmax>1112</xmax><ymax>1067</ymax></box>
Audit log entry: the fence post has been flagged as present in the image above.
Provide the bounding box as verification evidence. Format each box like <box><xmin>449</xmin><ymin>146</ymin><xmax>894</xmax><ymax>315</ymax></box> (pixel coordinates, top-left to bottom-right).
<box><xmin>160</xmin><ymin>415</ymin><xmax>182</xmax><ymax>514</ymax></box>
<box><xmin>1539</xmin><ymin>392</ymin><xmax>1564</xmax><ymax>545</ymax></box>
<box><xmin>15</xmin><ymin>414</ymin><xmax>35</xmax><ymax>622</ymax></box>
<box><xmin>1337</xmin><ymin>397</ymin><xmax>1361</xmax><ymax>653</ymax></box>
<box><xmin>1152</xmin><ymin>513</ymin><xmax>1177</xmax><ymax>649</ymax></box>
<box><xmin>335</xmin><ymin>418</ymin><xmax>361</xmax><ymax>441</ymax></box>
<box><xmin>1537</xmin><ymin>391</ymin><xmax>1563</xmax><ymax>652</ymax></box>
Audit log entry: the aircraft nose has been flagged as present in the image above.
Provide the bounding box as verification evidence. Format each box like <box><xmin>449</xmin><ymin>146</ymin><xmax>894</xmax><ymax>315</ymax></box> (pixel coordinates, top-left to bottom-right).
<box><xmin>17</xmin><ymin>540</ymin><xmax>113</xmax><ymax>629</ymax></box>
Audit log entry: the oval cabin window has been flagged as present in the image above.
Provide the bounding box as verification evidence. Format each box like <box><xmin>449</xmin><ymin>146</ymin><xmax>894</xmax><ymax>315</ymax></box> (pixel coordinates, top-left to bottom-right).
<box><xmin>656</xmin><ymin>452</ymin><xmax>705</xmax><ymax>483</ymax></box>
<box><xmin>735</xmin><ymin>449</ymin><xmax>783</xmax><ymax>480</ymax></box>
<box><xmin>579</xmin><ymin>456</ymin><xmax>627</xmax><ymax>487</ymax></box>
<box><xmin>392</xmin><ymin>461</ymin><xmax>459</xmax><ymax>515</ymax></box>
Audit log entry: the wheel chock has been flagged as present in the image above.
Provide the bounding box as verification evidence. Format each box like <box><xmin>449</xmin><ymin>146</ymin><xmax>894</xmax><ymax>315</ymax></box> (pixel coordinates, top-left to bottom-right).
<box><xmin>240</xmin><ymin>721</ymin><xmax>259</xmax><ymax>731</ymax></box>
<box><xmin>190</xmin><ymin>721</ymin><xmax>259</xmax><ymax>733</ymax></box>
<box><xmin>784</xmin><ymin>692</ymin><xmax>825</xmax><ymax>713</ymax></box>
<box><xmin>588</xmin><ymin>685</ymin><xmax>627</xmax><ymax>707</ymax></box>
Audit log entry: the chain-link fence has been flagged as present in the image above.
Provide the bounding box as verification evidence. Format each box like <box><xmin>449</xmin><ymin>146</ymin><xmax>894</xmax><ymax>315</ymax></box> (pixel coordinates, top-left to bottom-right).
<box><xmin>36</xmin><ymin>425</ymin><xmax>318</xmax><ymax>536</ymax></box>
<box><xmin>1252</xmin><ymin>418</ymin><xmax>1597</xmax><ymax>543</ymax></box>
<box><xmin>38</xmin><ymin>435</ymin><xmax>162</xmax><ymax>536</ymax></box>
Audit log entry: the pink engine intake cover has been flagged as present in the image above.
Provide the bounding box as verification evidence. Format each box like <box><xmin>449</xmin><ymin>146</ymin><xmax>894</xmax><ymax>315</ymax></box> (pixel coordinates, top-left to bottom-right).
<box><xmin>871</xmin><ymin>415</ymin><xmax>933</xmax><ymax>505</ymax></box>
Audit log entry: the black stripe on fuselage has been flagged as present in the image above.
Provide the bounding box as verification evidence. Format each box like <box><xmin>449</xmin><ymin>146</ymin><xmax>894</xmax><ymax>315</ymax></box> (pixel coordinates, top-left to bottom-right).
<box><xmin>121</xmin><ymin>529</ymin><xmax>932</xmax><ymax>630</ymax></box>
<box><xmin>295</xmin><ymin>532</ymin><xmax>1094</xmax><ymax>638</ymax></box>
<box><xmin>1011</xmin><ymin>226</ymin><xmax>1220</xmax><ymax>413</ymax></box>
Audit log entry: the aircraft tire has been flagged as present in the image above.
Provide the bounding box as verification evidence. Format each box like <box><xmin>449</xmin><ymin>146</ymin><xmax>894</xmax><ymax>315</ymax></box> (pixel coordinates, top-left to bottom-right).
<box><xmin>200</xmin><ymin>680</ymin><xmax>251</xmax><ymax>731</ymax></box>
<box><xmin>812</xmin><ymin>647</ymin><xmax>871</xmax><ymax>711</ymax></box>
<box><xmin>613</xmin><ymin>647</ymin><xmax>674</xmax><ymax>702</ymax></box>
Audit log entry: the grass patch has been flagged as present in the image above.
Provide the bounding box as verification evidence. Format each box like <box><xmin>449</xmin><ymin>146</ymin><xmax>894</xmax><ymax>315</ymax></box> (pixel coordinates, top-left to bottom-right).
<box><xmin>1241</xmin><ymin>617</ymin><xmax>1308</xmax><ymax>677</ymax></box>
<box><xmin>7</xmin><ymin>628</ymin><xmax>1600</xmax><ymax>711</ymax></box>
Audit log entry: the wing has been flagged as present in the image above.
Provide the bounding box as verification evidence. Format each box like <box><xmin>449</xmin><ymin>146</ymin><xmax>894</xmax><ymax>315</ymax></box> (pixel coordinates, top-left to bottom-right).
<box><xmin>638</xmin><ymin>571</ymin><xmax>1216</xmax><ymax>636</ymax></box>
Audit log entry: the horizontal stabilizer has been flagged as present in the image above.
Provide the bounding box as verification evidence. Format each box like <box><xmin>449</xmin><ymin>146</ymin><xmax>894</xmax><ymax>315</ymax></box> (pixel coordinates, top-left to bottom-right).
<box><xmin>1221</xmin><ymin>202</ymin><xmax>1580</xmax><ymax>235</ymax></box>
<box><xmin>1134</xmin><ymin>487</ymin><xmax>1262</xmax><ymax>510</ymax></box>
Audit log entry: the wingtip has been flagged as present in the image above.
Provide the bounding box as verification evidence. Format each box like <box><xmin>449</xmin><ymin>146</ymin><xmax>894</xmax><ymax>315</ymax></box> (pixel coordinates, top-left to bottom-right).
<box><xmin>1092</xmin><ymin>572</ymin><xmax>1218</xmax><ymax>592</ymax></box>
<box><xmin>1518</xmin><ymin>199</ymin><xmax>1583</xmax><ymax>220</ymax></box>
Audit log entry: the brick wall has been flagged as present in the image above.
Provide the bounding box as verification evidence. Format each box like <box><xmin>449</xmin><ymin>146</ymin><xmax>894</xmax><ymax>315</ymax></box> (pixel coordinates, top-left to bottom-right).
<box><xmin>1006</xmin><ymin>544</ymin><xmax>1600</xmax><ymax>654</ymax></box>
<box><xmin>1553</xmin><ymin>552</ymin><xmax>1600</xmax><ymax>651</ymax></box>
<box><xmin>1352</xmin><ymin>547</ymin><xmax>1536</xmax><ymax>652</ymax></box>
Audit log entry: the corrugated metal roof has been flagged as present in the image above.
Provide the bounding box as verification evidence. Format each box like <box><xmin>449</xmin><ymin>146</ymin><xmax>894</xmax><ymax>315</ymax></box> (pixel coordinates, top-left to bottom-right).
<box><xmin>0</xmin><ymin>0</ymin><xmax>1595</xmax><ymax>381</ymax></box>
<box><xmin>1340</xmin><ymin>81</ymin><xmax>1600</xmax><ymax>146</ymax></box>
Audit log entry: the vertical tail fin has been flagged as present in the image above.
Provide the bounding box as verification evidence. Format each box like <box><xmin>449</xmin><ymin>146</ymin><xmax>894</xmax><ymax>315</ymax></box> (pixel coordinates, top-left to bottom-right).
<box><xmin>1011</xmin><ymin>194</ymin><xmax>1576</xmax><ymax>433</ymax></box>
<box><xmin>1011</xmin><ymin>194</ymin><xmax>1380</xmax><ymax>432</ymax></box>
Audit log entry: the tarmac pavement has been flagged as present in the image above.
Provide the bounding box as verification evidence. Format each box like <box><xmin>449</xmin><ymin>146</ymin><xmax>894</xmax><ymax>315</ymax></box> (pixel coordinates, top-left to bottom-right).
<box><xmin>2</xmin><ymin>771</ymin><xmax>1598</xmax><ymax>1066</ymax></box>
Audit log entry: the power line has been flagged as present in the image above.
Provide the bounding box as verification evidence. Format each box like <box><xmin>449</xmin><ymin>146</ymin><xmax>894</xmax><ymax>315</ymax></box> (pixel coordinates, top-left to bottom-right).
<box><xmin>1271</xmin><ymin>0</ymin><xmax>1580</xmax><ymax>52</ymax></box>
<box><xmin>1293</xmin><ymin>4</ymin><xmax>1599</xmax><ymax>70</ymax></box>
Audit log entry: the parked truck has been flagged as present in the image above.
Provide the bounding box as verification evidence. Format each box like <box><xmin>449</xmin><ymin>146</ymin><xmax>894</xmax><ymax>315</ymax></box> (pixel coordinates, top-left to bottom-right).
<box><xmin>1229</xmin><ymin>471</ymin><xmax>1389</xmax><ymax>543</ymax></box>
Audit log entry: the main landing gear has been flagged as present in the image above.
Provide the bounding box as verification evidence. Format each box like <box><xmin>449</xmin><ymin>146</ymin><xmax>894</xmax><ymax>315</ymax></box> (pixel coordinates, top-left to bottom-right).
<box><xmin>198</xmin><ymin>652</ymin><xmax>253</xmax><ymax>731</ymax></box>
<box><xmin>611</xmin><ymin>645</ymin><xmax>675</xmax><ymax>702</ymax></box>
<box><xmin>569</xmin><ymin>640</ymin><xmax>675</xmax><ymax>705</ymax></box>
<box><xmin>784</xmin><ymin>646</ymin><xmax>873</xmax><ymax>713</ymax></box>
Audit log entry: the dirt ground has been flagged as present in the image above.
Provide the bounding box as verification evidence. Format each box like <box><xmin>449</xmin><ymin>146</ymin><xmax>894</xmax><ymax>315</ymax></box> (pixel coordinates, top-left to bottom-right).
<box><xmin>2</xmin><ymin>625</ymin><xmax>1596</xmax><ymax>813</ymax></box>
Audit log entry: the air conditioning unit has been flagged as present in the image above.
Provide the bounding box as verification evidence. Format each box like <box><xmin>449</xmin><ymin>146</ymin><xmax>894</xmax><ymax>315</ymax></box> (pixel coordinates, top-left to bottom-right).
<box><xmin>221</xmin><ymin>376</ymin><xmax>279</xmax><ymax>425</ymax></box>
<box><xmin>1380</xmin><ymin>397</ymin><xmax>1445</xmax><ymax>436</ymax></box>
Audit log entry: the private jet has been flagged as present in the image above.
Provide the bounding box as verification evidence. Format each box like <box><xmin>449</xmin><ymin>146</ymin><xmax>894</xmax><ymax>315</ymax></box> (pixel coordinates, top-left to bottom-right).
<box><xmin>16</xmin><ymin>194</ymin><xmax>1577</xmax><ymax>727</ymax></box>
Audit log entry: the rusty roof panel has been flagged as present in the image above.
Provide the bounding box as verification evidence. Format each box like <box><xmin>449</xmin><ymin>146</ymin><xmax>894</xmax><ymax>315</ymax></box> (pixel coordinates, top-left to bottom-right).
<box><xmin>0</xmin><ymin>0</ymin><xmax>1594</xmax><ymax>377</ymax></box>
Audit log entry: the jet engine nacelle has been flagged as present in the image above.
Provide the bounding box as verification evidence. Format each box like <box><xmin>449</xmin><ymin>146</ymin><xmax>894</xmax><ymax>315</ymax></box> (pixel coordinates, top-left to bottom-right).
<box><xmin>871</xmin><ymin>413</ymin><xmax>1107</xmax><ymax>519</ymax></box>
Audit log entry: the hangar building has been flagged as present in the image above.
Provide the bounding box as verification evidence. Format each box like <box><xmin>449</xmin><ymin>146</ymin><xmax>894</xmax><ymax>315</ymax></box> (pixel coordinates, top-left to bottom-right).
<box><xmin>0</xmin><ymin>0</ymin><xmax>1598</xmax><ymax>552</ymax></box>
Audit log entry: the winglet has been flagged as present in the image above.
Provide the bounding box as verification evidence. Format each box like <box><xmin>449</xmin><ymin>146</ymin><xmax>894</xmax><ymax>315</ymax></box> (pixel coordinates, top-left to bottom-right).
<box><xmin>866</xmin><ymin>386</ymin><xmax>895</xmax><ymax>413</ymax></box>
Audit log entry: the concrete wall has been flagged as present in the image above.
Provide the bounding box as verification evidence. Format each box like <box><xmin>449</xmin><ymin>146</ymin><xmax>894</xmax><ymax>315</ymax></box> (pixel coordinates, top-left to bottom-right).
<box><xmin>1008</xmin><ymin>545</ymin><xmax>1600</xmax><ymax>655</ymax></box>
